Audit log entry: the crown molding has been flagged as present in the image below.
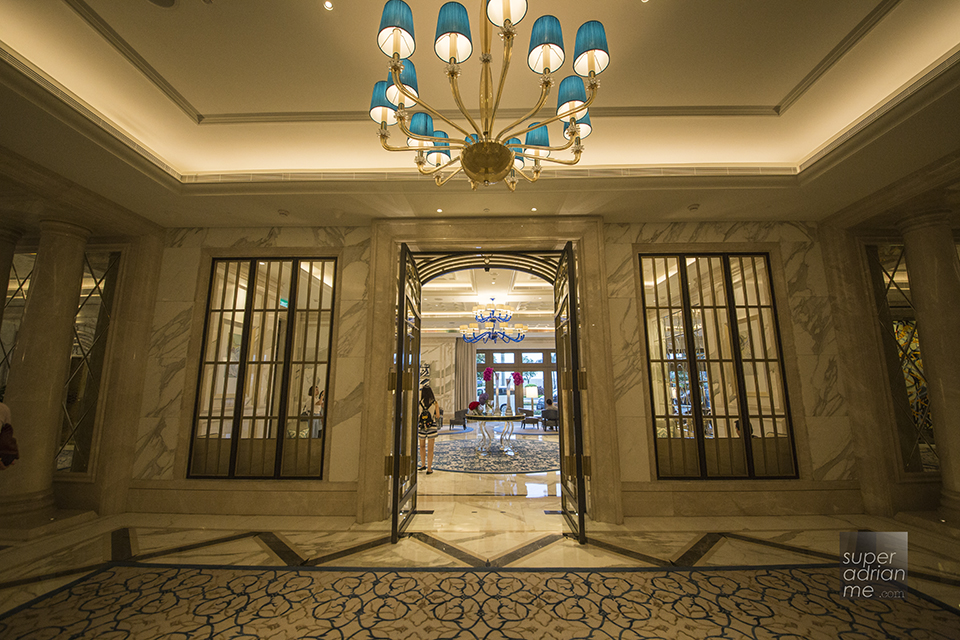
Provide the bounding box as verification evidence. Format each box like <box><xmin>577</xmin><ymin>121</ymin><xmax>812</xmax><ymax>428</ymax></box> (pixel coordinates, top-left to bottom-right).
<box><xmin>61</xmin><ymin>0</ymin><xmax>896</xmax><ymax>125</ymax></box>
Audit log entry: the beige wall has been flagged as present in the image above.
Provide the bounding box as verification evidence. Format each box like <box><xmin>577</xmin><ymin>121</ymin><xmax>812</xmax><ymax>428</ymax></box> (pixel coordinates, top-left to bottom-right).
<box><xmin>126</xmin><ymin>227</ymin><xmax>369</xmax><ymax>516</ymax></box>
<box><xmin>604</xmin><ymin>222</ymin><xmax>865</xmax><ymax>516</ymax></box>
<box><xmin>88</xmin><ymin>219</ymin><xmax>907</xmax><ymax>521</ymax></box>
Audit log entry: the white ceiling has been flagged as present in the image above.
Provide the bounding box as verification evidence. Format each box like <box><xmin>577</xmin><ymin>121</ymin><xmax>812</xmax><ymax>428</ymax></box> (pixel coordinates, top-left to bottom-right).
<box><xmin>1</xmin><ymin>0</ymin><xmax>960</xmax><ymax>230</ymax></box>
<box><xmin>421</xmin><ymin>267</ymin><xmax>554</xmax><ymax>335</ymax></box>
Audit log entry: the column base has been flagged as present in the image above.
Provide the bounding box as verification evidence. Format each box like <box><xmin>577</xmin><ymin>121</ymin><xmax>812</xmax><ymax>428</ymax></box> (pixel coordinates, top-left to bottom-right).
<box><xmin>0</xmin><ymin>488</ymin><xmax>56</xmax><ymax>516</ymax></box>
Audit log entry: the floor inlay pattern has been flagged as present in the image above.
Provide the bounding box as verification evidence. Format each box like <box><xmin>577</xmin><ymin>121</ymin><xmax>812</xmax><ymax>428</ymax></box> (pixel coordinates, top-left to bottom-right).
<box><xmin>1</xmin><ymin>564</ymin><xmax>956</xmax><ymax>639</ymax></box>
<box><xmin>430</xmin><ymin>439</ymin><xmax>560</xmax><ymax>474</ymax></box>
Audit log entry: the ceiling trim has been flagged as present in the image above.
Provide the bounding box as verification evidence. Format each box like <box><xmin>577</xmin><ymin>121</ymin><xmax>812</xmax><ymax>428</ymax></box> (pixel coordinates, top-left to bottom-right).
<box><xmin>198</xmin><ymin>104</ymin><xmax>783</xmax><ymax>125</ymax></box>
<box><xmin>799</xmin><ymin>46</ymin><xmax>960</xmax><ymax>180</ymax></box>
<box><xmin>61</xmin><ymin>0</ymin><xmax>897</xmax><ymax>125</ymax></box>
<box><xmin>62</xmin><ymin>0</ymin><xmax>202</xmax><ymax>124</ymax></box>
<box><xmin>0</xmin><ymin>45</ymin><xmax>184</xmax><ymax>186</ymax></box>
<box><xmin>776</xmin><ymin>0</ymin><xmax>901</xmax><ymax>114</ymax></box>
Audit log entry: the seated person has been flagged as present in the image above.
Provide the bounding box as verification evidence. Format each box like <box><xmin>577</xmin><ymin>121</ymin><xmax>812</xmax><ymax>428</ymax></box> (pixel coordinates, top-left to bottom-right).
<box><xmin>541</xmin><ymin>399</ymin><xmax>559</xmax><ymax>429</ymax></box>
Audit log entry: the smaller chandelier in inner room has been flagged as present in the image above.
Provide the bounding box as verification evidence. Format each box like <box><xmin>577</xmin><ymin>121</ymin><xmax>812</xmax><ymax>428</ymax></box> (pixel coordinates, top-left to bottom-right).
<box><xmin>460</xmin><ymin>299</ymin><xmax>527</xmax><ymax>343</ymax></box>
<box><xmin>370</xmin><ymin>0</ymin><xmax>610</xmax><ymax>191</ymax></box>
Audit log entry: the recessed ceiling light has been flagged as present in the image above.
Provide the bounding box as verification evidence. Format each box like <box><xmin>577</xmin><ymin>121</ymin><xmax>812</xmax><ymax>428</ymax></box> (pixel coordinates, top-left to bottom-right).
<box><xmin>323</xmin><ymin>1</ymin><xmax>334</xmax><ymax>10</ymax></box>
<box><xmin>437</xmin><ymin>208</ymin><xmax>443</xmax><ymax>213</ymax></box>
<box><xmin>531</xmin><ymin>207</ymin><xmax>537</xmax><ymax>212</ymax></box>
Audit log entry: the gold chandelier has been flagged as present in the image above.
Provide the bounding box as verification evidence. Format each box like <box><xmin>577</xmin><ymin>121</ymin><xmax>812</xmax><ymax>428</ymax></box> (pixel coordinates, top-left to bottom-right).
<box><xmin>369</xmin><ymin>1</ymin><xmax>610</xmax><ymax>191</ymax></box>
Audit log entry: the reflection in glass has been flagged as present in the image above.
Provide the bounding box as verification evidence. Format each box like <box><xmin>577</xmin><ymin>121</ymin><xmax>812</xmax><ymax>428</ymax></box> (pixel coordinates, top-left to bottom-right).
<box><xmin>641</xmin><ymin>254</ymin><xmax>795</xmax><ymax>479</ymax></box>
<box><xmin>191</xmin><ymin>258</ymin><xmax>336</xmax><ymax>478</ymax></box>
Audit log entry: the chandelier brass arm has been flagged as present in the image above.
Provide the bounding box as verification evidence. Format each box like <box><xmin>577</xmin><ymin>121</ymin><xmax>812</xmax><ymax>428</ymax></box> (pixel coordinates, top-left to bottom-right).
<box><xmin>417</xmin><ymin>153</ymin><xmax>463</xmax><ymax>176</ymax></box>
<box><xmin>379</xmin><ymin>124</ymin><xmax>461</xmax><ymax>153</ymax></box>
<box><xmin>390</xmin><ymin>56</ymin><xmax>474</xmax><ymax>139</ymax></box>
<box><xmin>447</xmin><ymin>64</ymin><xmax>485</xmax><ymax>138</ymax></box>
<box><xmin>489</xmin><ymin>23</ymin><xmax>516</xmax><ymax>133</ymax></box>
<box><xmin>435</xmin><ymin>165</ymin><xmax>464</xmax><ymax>186</ymax></box>
<box><xmin>513</xmin><ymin>130</ymin><xmax>579</xmax><ymax>156</ymax></box>
<box><xmin>372</xmin><ymin>1</ymin><xmax>610</xmax><ymax>190</ymax></box>
<box><xmin>493</xmin><ymin>74</ymin><xmax>552</xmax><ymax>143</ymax></box>
<box><xmin>394</xmin><ymin>112</ymin><xmax>468</xmax><ymax>147</ymax></box>
<box><xmin>501</xmin><ymin>78</ymin><xmax>597</xmax><ymax>142</ymax></box>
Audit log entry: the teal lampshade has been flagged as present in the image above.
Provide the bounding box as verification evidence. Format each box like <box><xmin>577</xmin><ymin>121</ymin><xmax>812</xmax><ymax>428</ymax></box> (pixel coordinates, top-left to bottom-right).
<box><xmin>378</xmin><ymin>0</ymin><xmax>416</xmax><ymax>59</ymax></box>
<box><xmin>524</xmin><ymin>122</ymin><xmax>550</xmax><ymax>158</ymax></box>
<box><xmin>386</xmin><ymin>60</ymin><xmax>418</xmax><ymax>107</ymax></box>
<box><xmin>486</xmin><ymin>0</ymin><xmax>527</xmax><ymax>27</ymax></box>
<box><xmin>527</xmin><ymin>15</ymin><xmax>564</xmax><ymax>73</ymax></box>
<box><xmin>407</xmin><ymin>112</ymin><xmax>435</xmax><ymax>147</ymax></box>
<box><xmin>563</xmin><ymin>111</ymin><xmax>591</xmax><ymax>139</ymax></box>
<box><xmin>507</xmin><ymin>137</ymin><xmax>525</xmax><ymax>169</ymax></box>
<box><xmin>434</xmin><ymin>2</ymin><xmax>473</xmax><ymax>62</ymax></box>
<box><xmin>557</xmin><ymin>75</ymin><xmax>586</xmax><ymax>117</ymax></box>
<box><xmin>573</xmin><ymin>20</ymin><xmax>609</xmax><ymax>76</ymax></box>
<box><xmin>465</xmin><ymin>133</ymin><xmax>479</xmax><ymax>145</ymax></box>
<box><xmin>370</xmin><ymin>81</ymin><xmax>398</xmax><ymax>125</ymax></box>
<box><xmin>426</xmin><ymin>130</ymin><xmax>451</xmax><ymax>166</ymax></box>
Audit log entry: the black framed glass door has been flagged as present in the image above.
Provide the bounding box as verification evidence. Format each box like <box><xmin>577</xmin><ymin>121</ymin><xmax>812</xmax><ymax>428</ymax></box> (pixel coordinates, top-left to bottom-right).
<box><xmin>390</xmin><ymin>243</ymin><xmax>422</xmax><ymax>542</ymax></box>
<box><xmin>555</xmin><ymin>241</ymin><xmax>587</xmax><ymax>543</ymax></box>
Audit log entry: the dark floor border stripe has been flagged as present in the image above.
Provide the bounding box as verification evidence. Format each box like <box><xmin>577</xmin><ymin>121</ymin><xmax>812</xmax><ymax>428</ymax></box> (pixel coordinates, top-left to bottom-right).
<box><xmin>302</xmin><ymin>536</ymin><xmax>392</xmax><ymax>567</ymax></box>
<box><xmin>585</xmin><ymin>537</ymin><xmax>673</xmax><ymax>567</ymax></box>
<box><xmin>410</xmin><ymin>533</ymin><xmax>486</xmax><ymax>567</ymax></box>
<box><xmin>489</xmin><ymin>534</ymin><xmax>564</xmax><ymax>567</ymax></box>
<box><xmin>0</xmin><ymin>565</ymin><xmax>112</xmax><ymax>621</ymax></box>
<box><xmin>908</xmin><ymin>569</ymin><xmax>960</xmax><ymax>588</ymax></box>
<box><xmin>129</xmin><ymin>531</ymin><xmax>259</xmax><ymax>562</ymax></box>
<box><xmin>110</xmin><ymin>528</ymin><xmax>133</xmax><ymax>562</ymax></box>
<box><xmin>255</xmin><ymin>532</ymin><xmax>305</xmax><ymax>566</ymax></box>
<box><xmin>722</xmin><ymin>532</ymin><xmax>839</xmax><ymax>562</ymax></box>
<box><xmin>673</xmin><ymin>532</ymin><xmax>724</xmax><ymax>567</ymax></box>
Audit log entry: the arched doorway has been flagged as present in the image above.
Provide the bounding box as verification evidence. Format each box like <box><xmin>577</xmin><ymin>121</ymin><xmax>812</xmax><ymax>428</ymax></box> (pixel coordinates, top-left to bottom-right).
<box><xmin>389</xmin><ymin>244</ymin><xmax>588</xmax><ymax>543</ymax></box>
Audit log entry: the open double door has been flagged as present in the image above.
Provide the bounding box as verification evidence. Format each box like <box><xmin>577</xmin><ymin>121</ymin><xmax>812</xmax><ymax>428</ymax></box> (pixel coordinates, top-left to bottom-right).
<box><xmin>389</xmin><ymin>242</ymin><xmax>587</xmax><ymax>543</ymax></box>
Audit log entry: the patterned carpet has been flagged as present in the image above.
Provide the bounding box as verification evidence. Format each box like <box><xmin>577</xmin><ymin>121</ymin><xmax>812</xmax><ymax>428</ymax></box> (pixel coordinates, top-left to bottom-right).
<box><xmin>430</xmin><ymin>439</ymin><xmax>560</xmax><ymax>474</ymax></box>
<box><xmin>2</xmin><ymin>564</ymin><xmax>957</xmax><ymax>639</ymax></box>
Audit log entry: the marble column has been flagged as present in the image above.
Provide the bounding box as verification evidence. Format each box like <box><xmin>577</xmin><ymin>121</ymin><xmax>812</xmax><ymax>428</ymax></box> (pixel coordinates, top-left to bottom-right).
<box><xmin>0</xmin><ymin>220</ymin><xmax>89</xmax><ymax>515</ymax></box>
<box><xmin>898</xmin><ymin>211</ymin><xmax>960</xmax><ymax>521</ymax></box>
<box><xmin>0</xmin><ymin>227</ymin><xmax>21</xmax><ymax>330</ymax></box>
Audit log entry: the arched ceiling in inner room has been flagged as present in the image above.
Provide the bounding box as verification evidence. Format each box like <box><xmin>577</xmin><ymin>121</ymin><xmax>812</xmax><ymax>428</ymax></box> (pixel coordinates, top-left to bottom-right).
<box><xmin>1</xmin><ymin>0</ymin><xmax>960</xmax><ymax>230</ymax></box>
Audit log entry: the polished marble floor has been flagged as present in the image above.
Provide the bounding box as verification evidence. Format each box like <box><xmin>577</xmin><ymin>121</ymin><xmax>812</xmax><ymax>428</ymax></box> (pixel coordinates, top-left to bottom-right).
<box><xmin>1</xmin><ymin>428</ymin><xmax>959</xmax><ymax>636</ymax></box>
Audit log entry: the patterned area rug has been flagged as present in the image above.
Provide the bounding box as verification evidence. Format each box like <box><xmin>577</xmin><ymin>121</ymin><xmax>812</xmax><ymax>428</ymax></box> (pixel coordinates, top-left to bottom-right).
<box><xmin>2</xmin><ymin>564</ymin><xmax>957</xmax><ymax>639</ymax></box>
<box><xmin>429</xmin><ymin>439</ymin><xmax>560</xmax><ymax>474</ymax></box>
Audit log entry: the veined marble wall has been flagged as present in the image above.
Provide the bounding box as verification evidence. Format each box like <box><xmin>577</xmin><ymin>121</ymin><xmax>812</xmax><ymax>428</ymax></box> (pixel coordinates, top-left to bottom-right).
<box><xmin>604</xmin><ymin>222</ymin><xmax>856</xmax><ymax>488</ymax></box>
<box><xmin>420</xmin><ymin>338</ymin><xmax>455</xmax><ymax>416</ymax></box>
<box><xmin>133</xmin><ymin>227</ymin><xmax>369</xmax><ymax>485</ymax></box>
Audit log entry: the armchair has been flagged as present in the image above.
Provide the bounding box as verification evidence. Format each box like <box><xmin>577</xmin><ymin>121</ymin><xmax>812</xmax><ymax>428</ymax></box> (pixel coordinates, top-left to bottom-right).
<box><xmin>541</xmin><ymin>408</ymin><xmax>560</xmax><ymax>431</ymax></box>
<box><xmin>448</xmin><ymin>409</ymin><xmax>468</xmax><ymax>430</ymax></box>
<box><xmin>519</xmin><ymin>408</ymin><xmax>540</xmax><ymax>429</ymax></box>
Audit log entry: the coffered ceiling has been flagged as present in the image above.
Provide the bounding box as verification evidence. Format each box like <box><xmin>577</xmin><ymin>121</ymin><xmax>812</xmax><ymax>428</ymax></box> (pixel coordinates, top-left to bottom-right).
<box><xmin>1</xmin><ymin>0</ymin><xmax>960</xmax><ymax>231</ymax></box>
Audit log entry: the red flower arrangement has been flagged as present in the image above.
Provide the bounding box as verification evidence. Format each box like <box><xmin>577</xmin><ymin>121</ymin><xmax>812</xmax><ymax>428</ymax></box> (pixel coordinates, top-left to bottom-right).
<box><xmin>512</xmin><ymin>371</ymin><xmax>523</xmax><ymax>385</ymax></box>
<box><xmin>468</xmin><ymin>401</ymin><xmax>480</xmax><ymax>411</ymax></box>
<box><xmin>482</xmin><ymin>367</ymin><xmax>494</xmax><ymax>382</ymax></box>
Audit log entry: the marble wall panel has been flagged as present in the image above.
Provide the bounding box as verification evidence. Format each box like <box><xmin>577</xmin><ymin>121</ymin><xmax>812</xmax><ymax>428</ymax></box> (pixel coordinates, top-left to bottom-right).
<box><xmin>336</xmin><ymin>299</ymin><xmax>368</xmax><ymax>360</ymax></box>
<box><xmin>603</xmin><ymin>221</ymin><xmax>854</xmax><ymax>486</ymax></box>
<box><xmin>155</xmin><ymin>248</ymin><xmax>201</xmax><ymax>303</ymax></box>
<box><xmin>133</xmin><ymin>416</ymin><xmax>177</xmax><ymax>481</ymax></box>
<box><xmin>420</xmin><ymin>338</ymin><xmax>456</xmax><ymax>413</ymax></box>
<box><xmin>604</xmin><ymin>242</ymin><xmax>637</xmax><ymax>299</ymax></box>
<box><xmin>327</xmin><ymin>355</ymin><xmax>365</xmax><ymax>482</ymax></box>
<box><xmin>136</xmin><ymin>227</ymin><xmax>371</xmax><ymax>487</ymax></box>
<box><xmin>328</xmin><ymin>414</ymin><xmax>362</xmax><ymax>483</ymax></box>
<box><xmin>617</xmin><ymin>416</ymin><xmax>650</xmax><ymax>483</ymax></box>
<box><xmin>805</xmin><ymin>417</ymin><xmax>858</xmax><ymax>482</ymax></box>
<box><xmin>795</xmin><ymin>354</ymin><xmax>846</xmax><ymax>418</ymax></box>
<box><xmin>608</xmin><ymin>297</ymin><xmax>645</xmax><ymax>420</ymax></box>
<box><xmin>338</xmin><ymin>242</ymin><xmax>371</xmax><ymax>303</ymax></box>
